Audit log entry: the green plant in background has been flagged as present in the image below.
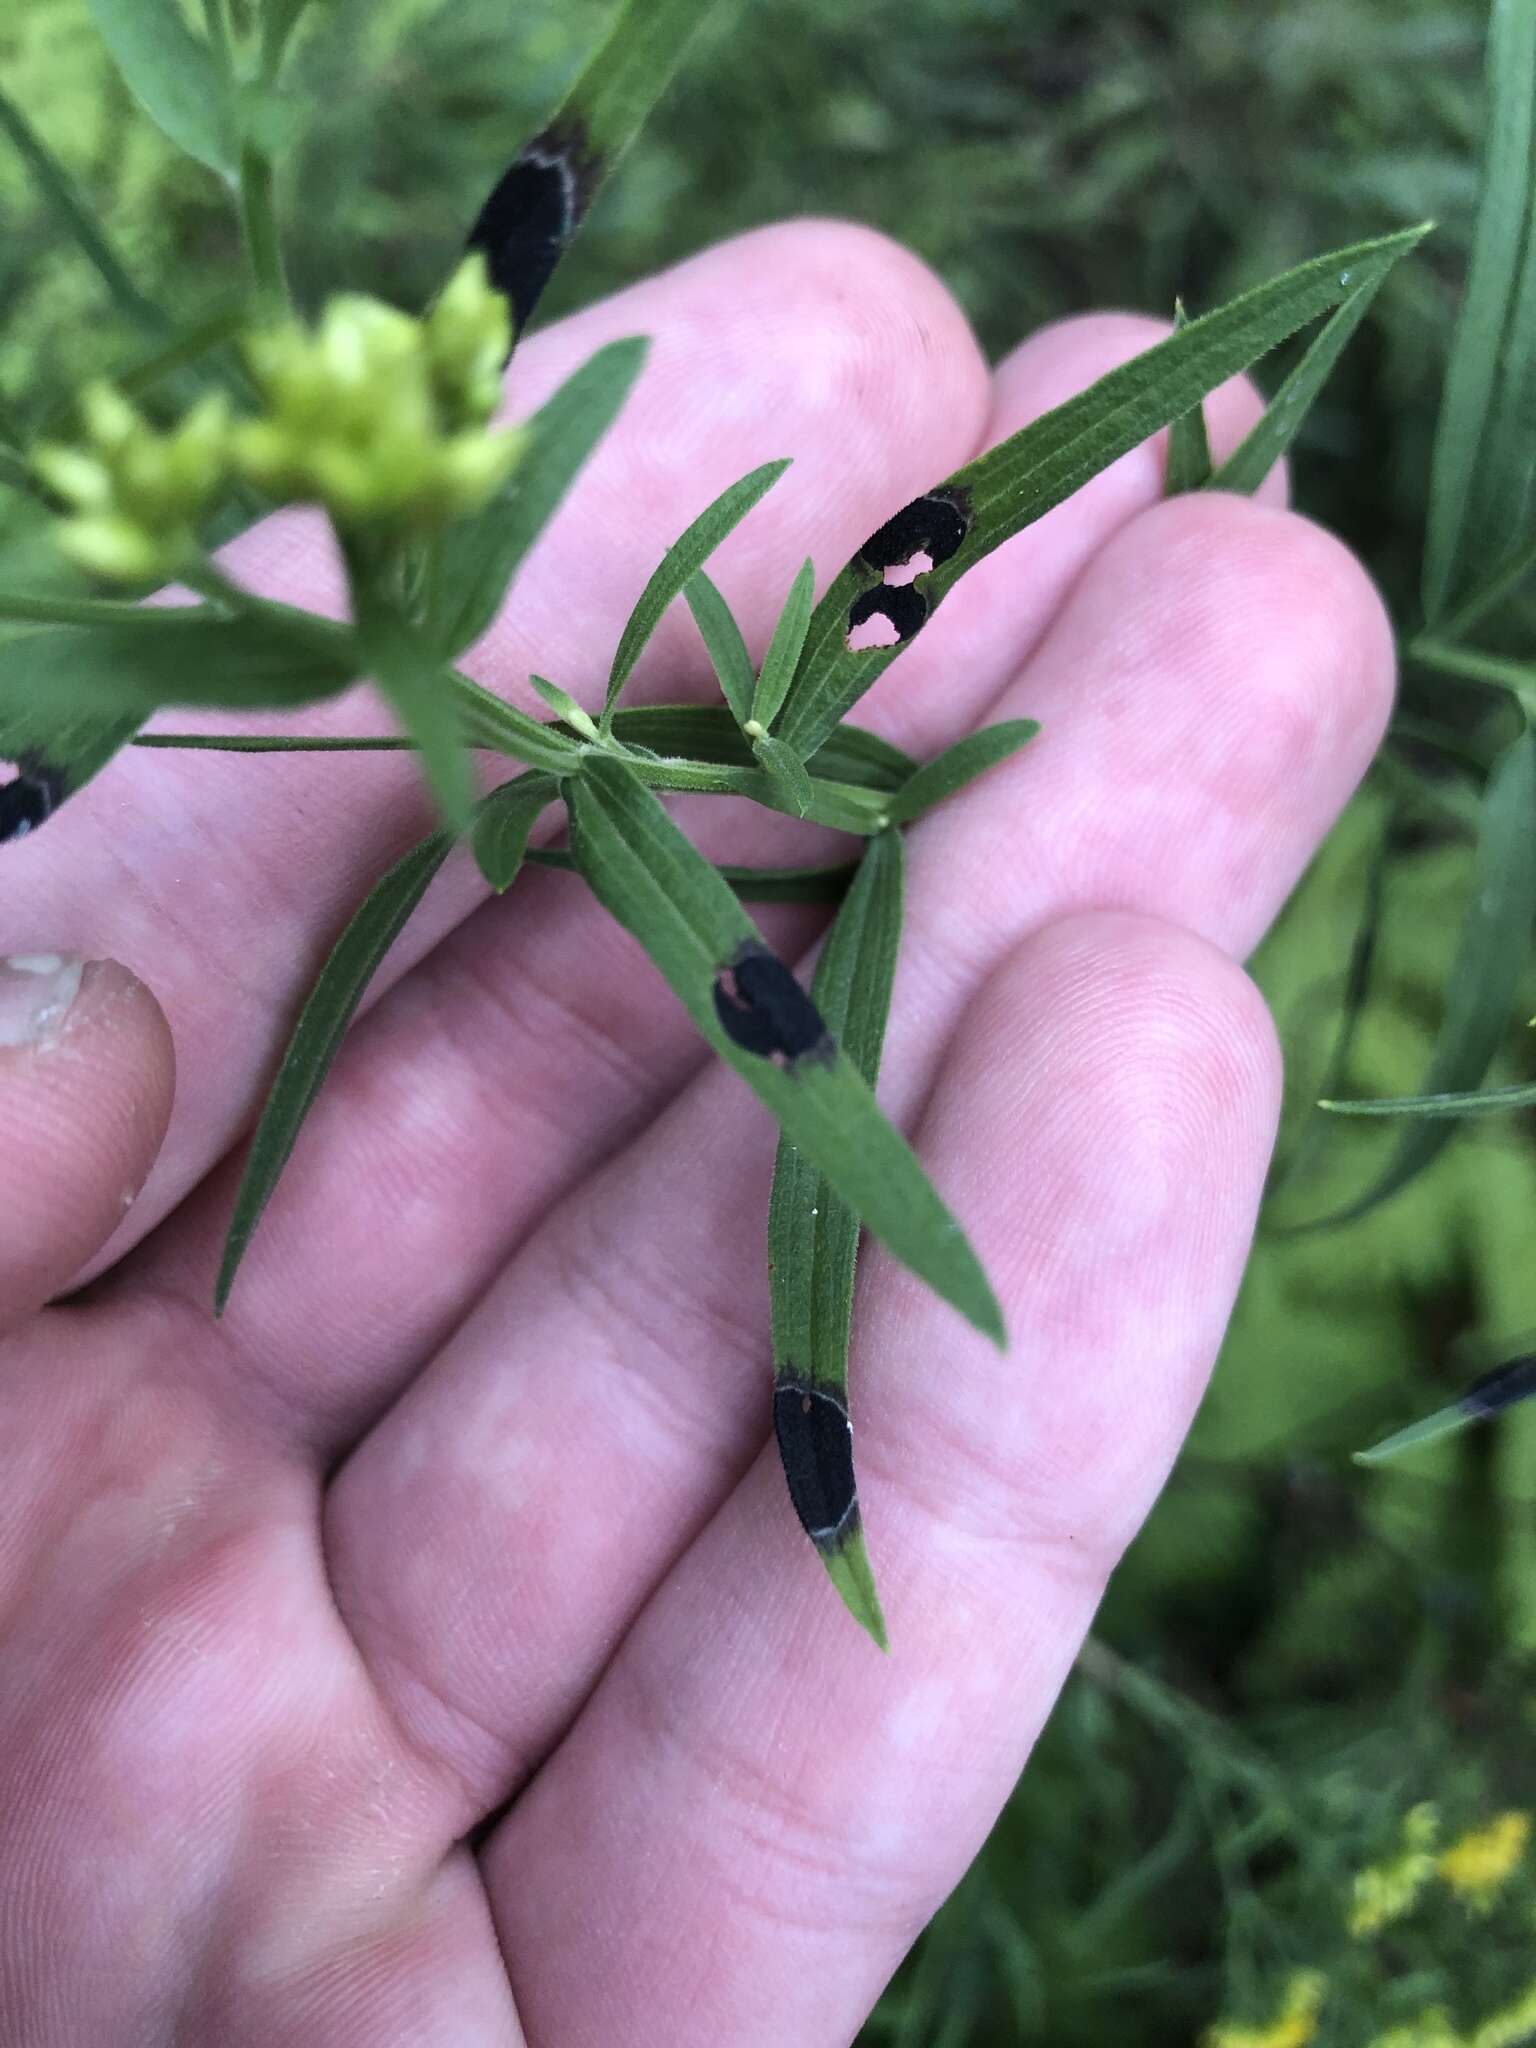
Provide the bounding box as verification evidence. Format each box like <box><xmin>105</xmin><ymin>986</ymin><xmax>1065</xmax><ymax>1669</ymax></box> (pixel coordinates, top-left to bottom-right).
<box><xmin>4</xmin><ymin>0</ymin><xmax>1536</xmax><ymax>2040</ymax></box>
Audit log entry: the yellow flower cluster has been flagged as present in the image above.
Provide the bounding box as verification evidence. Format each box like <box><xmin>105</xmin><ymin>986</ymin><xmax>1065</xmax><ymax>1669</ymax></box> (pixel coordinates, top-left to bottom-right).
<box><xmin>237</xmin><ymin>255</ymin><xmax>524</xmax><ymax>531</ymax></box>
<box><xmin>33</xmin><ymin>256</ymin><xmax>523</xmax><ymax>583</ymax></box>
<box><xmin>1365</xmin><ymin>1979</ymin><xmax>1536</xmax><ymax>2048</ymax></box>
<box><xmin>1350</xmin><ymin>1805</ymin><xmax>1442</xmax><ymax>1938</ymax></box>
<box><xmin>1437</xmin><ymin>1813</ymin><xmax>1532</xmax><ymax>1911</ymax></box>
<box><xmin>33</xmin><ymin>381</ymin><xmax>230</xmax><ymax>583</ymax></box>
<box><xmin>1206</xmin><ymin>1971</ymin><xmax>1327</xmax><ymax>2048</ymax></box>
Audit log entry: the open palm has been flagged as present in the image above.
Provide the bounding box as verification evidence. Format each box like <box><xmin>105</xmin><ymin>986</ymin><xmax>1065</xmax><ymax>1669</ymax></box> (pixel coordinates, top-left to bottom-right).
<box><xmin>0</xmin><ymin>222</ymin><xmax>1391</xmax><ymax>2047</ymax></box>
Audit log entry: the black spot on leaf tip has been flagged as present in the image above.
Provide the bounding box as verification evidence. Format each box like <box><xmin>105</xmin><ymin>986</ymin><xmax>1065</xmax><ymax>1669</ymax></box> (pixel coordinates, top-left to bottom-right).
<box><xmin>846</xmin><ymin>584</ymin><xmax>928</xmax><ymax>649</ymax></box>
<box><xmin>1462</xmin><ymin>1354</ymin><xmax>1536</xmax><ymax>1418</ymax></box>
<box><xmin>713</xmin><ymin>942</ymin><xmax>834</xmax><ymax>1066</ymax></box>
<box><xmin>466</xmin><ymin>121</ymin><xmax>600</xmax><ymax>333</ymax></box>
<box><xmin>0</xmin><ymin>760</ymin><xmax>64</xmax><ymax>843</ymax></box>
<box><xmin>774</xmin><ymin>1377</ymin><xmax>858</xmax><ymax>1547</ymax></box>
<box><xmin>856</xmin><ymin>489</ymin><xmax>972</xmax><ymax>575</ymax></box>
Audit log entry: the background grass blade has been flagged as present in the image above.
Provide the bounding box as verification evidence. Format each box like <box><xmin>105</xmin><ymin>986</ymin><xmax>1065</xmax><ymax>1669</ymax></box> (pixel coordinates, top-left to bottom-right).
<box><xmin>886</xmin><ymin>720</ymin><xmax>1040</xmax><ymax>825</ymax></box>
<box><xmin>464</xmin><ymin>0</ymin><xmax>718</xmax><ymax>332</ymax></box>
<box><xmin>599</xmin><ymin>458</ymin><xmax>789</xmax><ymax>731</ymax></box>
<box><xmin>1422</xmin><ymin>0</ymin><xmax>1536</xmax><ymax>624</ymax></box>
<box><xmin>565</xmin><ymin>754</ymin><xmax>1004</xmax><ymax>1344</ymax></box>
<box><xmin>751</xmin><ymin>556</ymin><xmax>816</xmax><ymax>733</ymax></box>
<box><xmin>85</xmin><ymin>0</ymin><xmax>234</xmax><ymax>174</ymax></box>
<box><xmin>1303</xmin><ymin>727</ymin><xmax>1536</xmax><ymax>1224</ymax></box>
<box><xmin>1210</xmin><ymin>277</ymin><xmax>1387</xmax><ymax>498</ymax></box>
<box><xmin>776</xmin><ymin>224</ymin><xmax>1429</xmax><ymax>759</ymax></box>
<box><xmin>432</xmin><ymin>336</ymin><xmax>648</xmax><ymax>658</ymax></box>
<box><xmin>1163</xmin><ymin>300</ymin><xmax>1212</xmax><ymax>495</ymax></box>
<box><xmin>767</xmin><ymin>829</ymin><xmax>904</xmax><ymax>1648</ymax></box>
<box><xmin>684</xmin><ymin>568</ymin><xmax>755</xmax><ymax>728</ymax></box>
<box><xmin>471</xmin><ymin>771</ymin><xmax>557</xmax><ymax>891</ymax></box>
<box><xmin>216</xmin><ymin>828</ymin><xmax>457</xmax><ymax>1309</ymax></box>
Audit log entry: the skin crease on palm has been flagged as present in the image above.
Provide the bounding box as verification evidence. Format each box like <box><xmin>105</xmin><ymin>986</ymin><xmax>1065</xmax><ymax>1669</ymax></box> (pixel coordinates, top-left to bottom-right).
<box><xmin>0</xmin><ymin>219</ymin><xmax>1395</xmax><ymax>2048</ymax></box>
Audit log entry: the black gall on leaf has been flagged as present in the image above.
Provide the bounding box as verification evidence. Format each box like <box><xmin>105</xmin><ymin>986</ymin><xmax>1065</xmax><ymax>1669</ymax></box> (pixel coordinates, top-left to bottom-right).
<box><xmin>713</xmin><ymin>942</ymin><xmax>834</xmax><ymax>1066</ymax></box>
<box><xmin>774</xmin><ymin>1377</ymin><xmax>858</xmax><ymax>1547</ymax></box>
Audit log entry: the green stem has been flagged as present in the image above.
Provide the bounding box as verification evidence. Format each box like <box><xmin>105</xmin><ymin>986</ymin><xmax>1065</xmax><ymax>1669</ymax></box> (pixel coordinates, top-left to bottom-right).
<box><xmin>0</xmin><ymin>448</ymin><xmax>35</xmax><ymax>498</ymax></box>
<box><xmin>0</xmin><ymin>85</ymin><xmax>167</xmax><ymax>338</ymax></box>
<box><xmin>202</xmin><ymin>0</ymin><xmax>238</xmax><ymax>72</ymax></box>
<box><xmin>1411</xmin><ymin>636</ymin><xmax>1536</xmax><ymax>710</ymax></box>
<box><xmin>238</xmin><ymin>145</ymin><xmax>289</xmax><ymax>309</ymax></box>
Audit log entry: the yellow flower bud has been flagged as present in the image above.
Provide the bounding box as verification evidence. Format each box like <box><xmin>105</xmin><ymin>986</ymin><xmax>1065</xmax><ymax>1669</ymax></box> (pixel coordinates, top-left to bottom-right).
<box><xmin>426</xmin><ymin>253</ymin><xmax>511</xmax><ymax>428</ymax></box>
<box><xmin>57</xmin><ymin>513</ymin><xmax>187</xmax><ymax>585</ymax></box>
<box><xmin>32</xmin><ymin>445</ymin><xmax>114</xmax><ymax>511</ymax></box>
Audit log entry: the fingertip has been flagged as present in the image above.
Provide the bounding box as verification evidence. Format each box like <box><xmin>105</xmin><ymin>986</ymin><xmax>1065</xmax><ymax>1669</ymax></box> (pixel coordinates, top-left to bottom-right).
<box><xmin>0</xmin><ymin>957</ymin><xmax>174</xmax><ymax>1327</ymax></box>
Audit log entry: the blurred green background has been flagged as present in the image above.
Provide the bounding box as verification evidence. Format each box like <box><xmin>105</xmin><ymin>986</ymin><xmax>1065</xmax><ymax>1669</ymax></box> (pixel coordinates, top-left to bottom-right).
<box><xmin>4</xmin><ymin>2</ymin><xmax>1535</xmax><ymax>2041</ymax></box>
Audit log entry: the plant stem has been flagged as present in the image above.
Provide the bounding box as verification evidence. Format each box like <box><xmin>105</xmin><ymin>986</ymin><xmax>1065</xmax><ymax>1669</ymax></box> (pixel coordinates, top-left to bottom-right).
<box><xmin>0</xmin><ymin>589</ymin><xmax>201</xmax><ymax>629</ymax></box>
<box><xmin>239</xmin><ymin>145</ymin><xmax>289</xmax><ymax>309</ymax></box>
<box><xmin>202</xmin><ymin>0</ymin><xmax>239</xmax><ymax>73</ymax></box>
<box><xmin>1435</xmin><ymin>531</ymin><xmax>1536</xmax><ymax>644</ymax></box>
<box><xmin>1411</xmin><ymin>636</ymin><xmax>1536</xmax><ymax>709</ymax></box>
<box><xmin>0</xmin><ymin>448</ymin><xmax>35</xmax><ymax>498</ymax></box>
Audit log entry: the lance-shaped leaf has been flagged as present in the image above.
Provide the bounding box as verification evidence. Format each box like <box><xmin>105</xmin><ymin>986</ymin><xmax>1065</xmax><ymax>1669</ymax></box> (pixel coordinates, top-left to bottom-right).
<box><xmin>600</xmin><ymin>459</ymin><xmax>790</xmax><ymax>732</ymax></box>
<box><xmin>217</xmin><ymin>829</ymin><xmax>457</xmax><ymax>1309</ymax></box>
<box><xmin>684</xmin><ymin>570</ymin><xmax>755</xmax><ymax>728</ymax></box>
<box><xmin>464</xmin><ymin>0</ymin><xmax>718</xmax><ymax>333</ymax></box>
<box><xmin>1163</xmin><ymin>300</ymin><xmax>1212</xmax><ymax>496</ymax></box>
<box><xmin>751</xmin><ymin>556</ymin><xmax>816</xmax><ymax>733</ymax></box>
<box><xmin>432</xmin><ymin>337</ymin><xmax>648</xmax><ymax>658</ymax></box>
<box><xmin>1305</xmin><ymin>728</ymin><xmax>1536</xmax><ymax>1225</ymax></box>
<box><xmin>1322</xmin><ymin>1075</ymin><xmax>1536</xmax><ymax>1118</ymax></box>
<box><xmin>605</xmin><ymin>703</ymin><xmax>915</xmax><ymax>790</ymax></box>
<box><xmin>776</xmin><ymin>224</ymin><xmax>1430</xmax><ymax>759</ymax></box>
<box><xmin>886</xmin><ymin>720</ymin><xmax>1041</xmax><ymax>826</ymax></box>
<box><xmin>1423</xmin><ymin>0</ymin><xmax>1536</xmax><ymax>624</ymax></box>
<box><xmin>471</xmin><ymin>772</ymin><xmax>557</xmax><ymax>892</ymax></box>
<box><xmin>0</xmin><ymin>615</ymin><xmax>358</xmax><ymax>841</ymax></box>
<box><xmin>525</xmin><ymin>846</ymin><xmax>857</xmax><ymax>905</ymax></box>
<box><xmin>751</xmin><ymin>733</ymin><xmax>813</xmax><ymax>817</ymax></box>
<box><xmin>86</xmin><ymin>0</ymin><xmax>234</xmax><ymax>174</ymax></box>
<box><xmin>1355</xmin><ymin>1354</ymin><xmax>1536</xmax><ymax>1466</ymax></box>
<box><xmin>1211</xmin><ymin>275</ymin><xmax>1388</xmax><ymax>498</ymax></box>
<box><xmin>767</xmin><ymin>830</ymin><xmax>904</xmax><ymax>1649</ymax></box>
<box><xmin>565</xmin><ymin>754</ymin><xmax>1003</xmax><ymax>1345</ymax></box>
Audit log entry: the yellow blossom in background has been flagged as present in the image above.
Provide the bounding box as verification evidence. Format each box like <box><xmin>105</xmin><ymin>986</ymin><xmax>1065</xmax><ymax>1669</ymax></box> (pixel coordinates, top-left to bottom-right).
<box><xmin>1438</xmin><ymin>1812</ymin><xmax>1532</xmax><ymax>1911</ymax></box>
<box><xmin>1351</xmin><ymin>1804</ymin><xmax>1441</xmax><ymax>1937</ymax></box>
<box><xmin>1205</xmin><ymin>1970</ymin><xmax>1327</xmax><ymax>2048</ymax></box>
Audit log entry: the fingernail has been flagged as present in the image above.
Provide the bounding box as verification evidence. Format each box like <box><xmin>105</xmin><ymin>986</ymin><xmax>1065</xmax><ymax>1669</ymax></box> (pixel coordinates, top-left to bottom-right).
<box><xmin>0</xmin><ymin>954</ymin><xmax>84</xmax><ymax>1049</ymax></box>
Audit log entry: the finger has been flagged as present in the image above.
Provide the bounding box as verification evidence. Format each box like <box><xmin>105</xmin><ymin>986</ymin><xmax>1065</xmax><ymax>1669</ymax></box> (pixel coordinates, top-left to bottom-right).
<box><xmin>8</xmin><ymin>220</ymin><xmax>990</xmax><ymax>1277</ymax></box>
<box><xmin>480</xmin><ymin>913</ymin><xmax>1281</xmax><ymax>2047</ymax></box>
<box><xmin>135</xmin><ymin>315</ymin><xmax>1273</xmax><ymax>1441</ymax></box>
<box><xmin>0</xmin><ymin>956</ymin><xmax>173</xmax><ymax>1334</ymax></box>
<box><xmin>317</xmin><ymin>491</ymin><xmax>1387</xmax><ymax>1833</ymax></box>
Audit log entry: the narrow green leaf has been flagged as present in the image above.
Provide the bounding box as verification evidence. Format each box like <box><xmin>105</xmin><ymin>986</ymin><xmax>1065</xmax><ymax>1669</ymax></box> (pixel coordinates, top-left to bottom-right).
<box><xmin>216</xmin><ymin>829</ymin><xmax>456</xmax><ymax>1308</ymax></box>
<box><xmin>1355</xmin><ymin>1355</ymin><xmax>1536</xmax><ymax>1466</ymax></box>
<box><xmin>260</xmin><ymin>0</ymin><xmax>318</xmax><ymax>77</ymax></box>
<box><xmin>0</xmin><ymin>83</ymin><xmax>169</xmax><ymax>337</ymax></box>
<box><xmin>565</xmin><ymin>755</ymin><xmax>1004</xmax><ymax>1345</ymax></box>
<box><xmin>752</xmin><ymin>556</ymin><xmax>816</xmax><ymax>732</ymax></box>
<box><xmin>368</xmin><ymin>634</ymin><xmax>474</xmax><ymax>832</ymax></box>
<box><xmin>605</xmin><ymin>702</ymin><xmax>915</xmax><ymax>790</ymax></box>
<box><xmin>86</xmin><ymin>0</ymin><xmax>234</xmax><ymax>173</ymax></box>
<box><xmin>752</xmin><ymin>733</ymin><xmax>813</xmax><ymax>817</ymax></box>
<box><xmin>1211</xmin><ymin>277</ymin><xmax>1386</xmax><ymax>499</ymax></box>
<box><xmin>135</xmin><ymin>732</ymin><xmax>413</xmax><ymax>752</ymax></box>
<box><xmin>1163</xmin><ymin>300</ymin><xmax>1212</xmax><ymax>496</ymax></box>
<box><xmin>768</xmin><ymin>830</ymin><xmax>904</xmax><ymax>1649</ymax></box>
<box><xmin>433</xmin><ymin>338</ymin><xmax>648</xmax><ymax>658</ymax></box>
<box><xmin>463</xmin><ymin>0</ymin><xmax>719</xmax><ymax>334</ymax></box>
<box><xmin>777</xmin><ymin>224</ymin><xmax>1430</xmax><ymax>759</ymax></box>
<box><xmin>1306</xmin><ymin>729</ymin><xmax>1536</xmax><ymax>1223</ymax></box>
<box><xmin>1424</xmin><ymin>0</ymin><xmax>1536</xmax><ymax>623</ymax></box>
<box><xmin>600</xmin><ymin>460</ymin><xmax>790</xmax><ymax>731</ymax></box>
<box><xmin>528</xmin><ymin>674</ymin><xmax>598</xmax><ymax>739</ymax></box>
<box><xmin>1322</xmin><ymin>1076</ymin><xmax>1536</xmax><ymax>1118</ymax></box>
<box><xmin>524</xmin><ymin>846</ymin><xmax>857</xmax><ymax>904</ymax></box>
<box><xmin>886</xmin><ymin>720</ymin><xmax>1040</xmax><ymax>826</ymax></box>
<box><xmin>471</xmin><ymin>772</ymin><xmax>556</xmax><ymax>892</ymax></box>
<box><xmin>684</xmin><ymin>570</ymin><xmax>755</xmax><ymax>728</ymax></box>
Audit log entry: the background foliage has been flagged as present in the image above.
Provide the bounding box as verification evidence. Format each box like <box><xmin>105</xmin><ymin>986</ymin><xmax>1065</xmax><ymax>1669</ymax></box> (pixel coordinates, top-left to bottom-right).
<box><xmin>4</xmin><ymin>1</ymin><xmax>1534</xmax><ymax>2041</ymax></box>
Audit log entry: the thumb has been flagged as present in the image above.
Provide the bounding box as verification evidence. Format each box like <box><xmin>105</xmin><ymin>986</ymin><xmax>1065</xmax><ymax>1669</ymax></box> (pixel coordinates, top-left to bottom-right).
<box><xmin>0</xmin><ymin>954</ymin><xmax>174</xmax><ymax>1333</ymax></box>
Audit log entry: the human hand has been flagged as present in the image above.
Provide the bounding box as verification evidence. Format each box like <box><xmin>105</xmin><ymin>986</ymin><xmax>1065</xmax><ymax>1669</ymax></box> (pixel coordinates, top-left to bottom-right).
<box><xmin>0</xmin><ymin>222</ymin><xmax>1392</xmax><ymax>2047</ymax></box>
